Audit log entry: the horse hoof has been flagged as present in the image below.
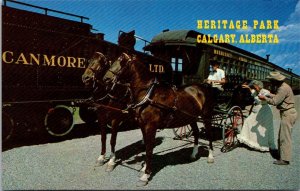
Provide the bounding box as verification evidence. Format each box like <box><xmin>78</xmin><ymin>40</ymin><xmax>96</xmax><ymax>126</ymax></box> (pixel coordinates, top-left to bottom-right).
<box><xmin>138</xmin><ymin>171</ymin><xmax>145</xmax><ymax>177</ymax></box>
<box><xmin>136</xmin><ymin>180</ymin><xmax>148</xmax><ymax>187</ymax></box>
<box><xmin>105</xmin><ymin>164</ymin><xmax>115</xmax><ymax>172</ymax></box>
<box><xmin>95</xmin><ymin>160</ymin><xmax>105</xmax><ymax>167</ymax></box>
<box><xmin>207</xmin><ymin>158</ymin><xmax>215</xmax><ymax>163</ymax></box>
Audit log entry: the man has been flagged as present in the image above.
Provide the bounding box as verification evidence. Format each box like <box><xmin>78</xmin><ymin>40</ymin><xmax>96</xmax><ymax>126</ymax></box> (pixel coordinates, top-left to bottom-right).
<box><xmin>258</xmin><ymin>71</ymin><xmax>298</xmax><ymax>165</ymax></box>
<box><xmin>206</xmin><ymin>60</ymin><xmax>226</xmax><ymax>91</ymax></box>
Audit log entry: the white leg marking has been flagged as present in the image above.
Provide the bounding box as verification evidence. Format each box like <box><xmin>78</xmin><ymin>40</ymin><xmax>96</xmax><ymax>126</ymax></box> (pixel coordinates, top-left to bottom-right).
<box><xmin>137</xmin><ymin>173</ymin><xmax>150</xmax><ymax>187</ymax></box>
<box><xmin>97</xmin><ymin>154</ymin><xmax>105</xmax><ymax>161</ymax></box>
<box><xmin>207</xmin><ymin>149</ymin><xmax>215</xmax><ymax>163</ymax></box>
<box><xmin>107</xmin><ymin>153</ymin><xmax>116</xmax><ymax>166</ymax></box>
<box><xmin>95</xmin><ymin>154</ymin><xmax>106</xmax><ymax>166</ymax></box>
<box><xmin>106</xmin><ymin>153</ymin><xmax>116</xmax><ymax>172</ymax></box>
<box><xmin>139</xmin><ymin>173</ymin><xmax>150</xmax><ymax>182</ymax></box>
<box><xmin>140</xmin><ymin>163</ymin><xmax>146</xmax><ymax>172</ymax></box>
<box><xmin>191</xmin><ymin>145</ymin><xmax>199</xmax><ymax>159</ymax></box>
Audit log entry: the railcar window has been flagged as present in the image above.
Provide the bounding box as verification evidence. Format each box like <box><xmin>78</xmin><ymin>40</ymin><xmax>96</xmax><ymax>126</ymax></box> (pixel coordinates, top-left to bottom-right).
<box><xmin>171</xmin><ymin>58</ymin><xmax>176</xmax><ymax>71</ymax></box>
<box><xmin>260</xmin><ymin>67</ymin><xmax>263</xmax><ymax>79</ymax></box>
<box><xmin>171</xmin><ymin>57</ymin><xmax>183</xmax><ymax>72</ymax></box>
<box><xmin>178</xmin><ymin>58</ymin><xmax>183</xmax><ymax>72</ymax></box>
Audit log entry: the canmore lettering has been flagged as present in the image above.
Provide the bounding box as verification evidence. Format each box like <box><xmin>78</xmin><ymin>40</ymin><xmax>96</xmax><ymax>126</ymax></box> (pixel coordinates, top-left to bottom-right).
<box><xmin>2</xmin><ymin>51</ymin><xmax>86</xmax><ymax>68</ymax></box>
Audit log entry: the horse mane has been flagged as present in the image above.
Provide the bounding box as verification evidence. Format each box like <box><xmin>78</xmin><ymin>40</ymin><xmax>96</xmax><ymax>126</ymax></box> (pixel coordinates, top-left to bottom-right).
<box><xmin>129</xmin><ymin>56</ymin><xmax>157</xmax><ymax>83</ymax></box>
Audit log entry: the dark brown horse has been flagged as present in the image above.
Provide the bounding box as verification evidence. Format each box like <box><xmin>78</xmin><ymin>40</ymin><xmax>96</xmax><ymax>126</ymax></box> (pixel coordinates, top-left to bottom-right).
<box><xmin>82</xmin><ymin>51</ymin><xmax>136</xmax><ymax>172</ymax></box>
<box><xmin>81</xmin><ymin>30</ymin><xmax>140</xmax><ymax>172</ymax></box>
<box><xmin>103</xmin><ymin>52</ymin><xmax>215</xmax><ymax>186</ymax></box>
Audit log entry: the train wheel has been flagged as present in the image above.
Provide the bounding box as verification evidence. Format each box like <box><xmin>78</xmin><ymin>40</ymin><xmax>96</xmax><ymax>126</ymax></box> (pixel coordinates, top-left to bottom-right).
<box><xmin>44</xmin><ymin>106</ymin><xmax>74</xmax><ymax>136</ymax></box>
<box><xmin>79</xmin><ymin>106</ymin><xmax>97</xmax><ymax>124</ymax></box>
<box><xmin>2</xmin><ymin>112</ymin><xmax>14</xmax><ymax>142</ymax></box>
<box><xmin>173</xmin><ymin>125</ymin><xmax>193</xmax><ymax>140</ymax></box>
<box><xmin>221</xmin><ymin>106</ymin><xmax>244</xmax><ymax>153</ymax></box>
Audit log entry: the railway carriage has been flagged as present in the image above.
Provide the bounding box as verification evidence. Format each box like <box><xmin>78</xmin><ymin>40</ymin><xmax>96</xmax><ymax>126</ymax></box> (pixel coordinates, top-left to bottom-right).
<box><xmin>144</xmin><ymin>29</ymin><xmax>300</xmax><ymax>94</ymax></box>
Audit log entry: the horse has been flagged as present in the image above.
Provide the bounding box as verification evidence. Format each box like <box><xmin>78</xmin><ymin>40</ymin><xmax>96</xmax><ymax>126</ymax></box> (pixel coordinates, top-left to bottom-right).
<box><xmin>81</xmin><ymin>30</ymin><xmax>141</xmax><ymax>172</ymax></box>
<box><xmin>103</xmin><ymin>52</ymin><xmax>216</xmax><ymax>186</ymax></box>
<box><xmin>82</xmin><ymin>51</ymin><xmax>136</xmax><ymax>172</ymax></box>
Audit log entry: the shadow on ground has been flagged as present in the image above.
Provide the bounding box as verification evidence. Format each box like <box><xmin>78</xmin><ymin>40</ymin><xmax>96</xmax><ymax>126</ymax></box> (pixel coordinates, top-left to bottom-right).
<box><xmin>2</xmin><ymin>120</ymin><xmax>139</xmax><ymax>152</ymax></box>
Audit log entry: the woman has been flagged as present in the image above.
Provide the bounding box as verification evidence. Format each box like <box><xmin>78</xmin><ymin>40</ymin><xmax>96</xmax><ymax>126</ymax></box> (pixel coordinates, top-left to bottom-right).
<box><xmin>237</xmin><ymin>80</ymin><xmax>276</xmax><ymax>152</ymax></box>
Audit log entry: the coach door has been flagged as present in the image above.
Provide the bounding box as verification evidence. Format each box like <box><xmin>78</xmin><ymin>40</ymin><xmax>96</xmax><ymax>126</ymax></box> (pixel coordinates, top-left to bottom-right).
<box><xmin>171</xmin><ymin>57</ymin><xmax>183</xmax><ymax>85</ymax></box>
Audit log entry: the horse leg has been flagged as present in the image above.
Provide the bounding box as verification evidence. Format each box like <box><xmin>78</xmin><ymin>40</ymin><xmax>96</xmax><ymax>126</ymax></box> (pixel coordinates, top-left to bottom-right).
<box><xmin>138</xmin><ymin>126</ymin><xmax>147</xmax><ymax>174</ymax></box>
<box><xmin>137</xmin><ymin>124</ymin><xmax>156</xmax><ymax>186</ymax></box>
<box><xmin>204</xmin><ymin>118</ymin><xmax>214</xmax><ymax>163</ymax></box>
<box><xmin>96</xmin><ymin>117</ymin><xmax>107</xmax><ymax>166</ymax></box>
<box><xmin>134</xmin><ymin>124</ymin><xmax>146</xmax><ymax>167</ymax></box>
<box><xmin>190</xmin><ymin>122</ymin><xmax>200</xmax><ymax>160</ymax></box>
<box><xmin>106</xmin><ymin>119</ymin><xmax>119</xmax><ymax>172</ymax></box>
<box><xmin>140</xmin><ymin>125</ymin><xmax>146</xmax><ymax>151</ymax></box>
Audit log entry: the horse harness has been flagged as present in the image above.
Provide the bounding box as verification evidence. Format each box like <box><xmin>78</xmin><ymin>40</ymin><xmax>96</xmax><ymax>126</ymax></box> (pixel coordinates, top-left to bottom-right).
<box><xmin>88</xmin><ymin>52</ymin><xmax>201</xmax><ymax>125</ymax></box>
<box><xmin>84</xmin><ymin>52</ymin><xmax>133</xmax><ymax>114</ymax></box>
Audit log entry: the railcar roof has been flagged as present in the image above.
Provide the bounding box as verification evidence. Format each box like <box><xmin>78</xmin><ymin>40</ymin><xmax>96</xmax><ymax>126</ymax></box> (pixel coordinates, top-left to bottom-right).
<box><xmin>149</xmin><ymin>30</ymin><xmax>262</xmax><ymax>58</ymax></box>
<box><xmin>146</xmin><ymin>30</ymin><xmax>300</xmax><ymax>78</ymax></box>
<box><xmin>148</xmin><ymin>29</ymin><xmax>267</xmax><ymax>63</ymax></box>
<box><xmin>150</xmin><ymin>30</ymin><xmax>199</xmax><ymax>46</ymax></box>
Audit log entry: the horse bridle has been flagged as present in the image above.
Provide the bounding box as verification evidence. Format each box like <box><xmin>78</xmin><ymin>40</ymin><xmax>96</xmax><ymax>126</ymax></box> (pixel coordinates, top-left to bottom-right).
<box><xmin>86</xmin><ymin>52</ymin><xmax>133</xmax><ymax>105</ymax></box>
<box><xmin>87</xmin><ymin>53</ymin><xmax>110</xmax><ymax>87</ymax></box>
<box><xmin>104</xmin><ymin>52</ymin><xmax>133</xmax><ymax>84</ymax></box>
<box><xmin>100</xmin><ymin>53</ymin><xmax>135</xmax><ymax>104</ymax></box>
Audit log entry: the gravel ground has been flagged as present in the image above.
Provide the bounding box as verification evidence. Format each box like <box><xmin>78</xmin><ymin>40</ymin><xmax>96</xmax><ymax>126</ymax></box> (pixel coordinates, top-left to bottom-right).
<box><xmin>2</xmin><ymin>96</ymin><xmax>300</xmax><ymax>190</ymax></box>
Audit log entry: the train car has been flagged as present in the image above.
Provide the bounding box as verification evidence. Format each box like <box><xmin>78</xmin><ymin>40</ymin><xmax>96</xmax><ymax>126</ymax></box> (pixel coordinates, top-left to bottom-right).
<box><xmin>144</xmin><ymin>29</ymin><xmax>300</xmax><ymax>94</ymax></box>
<box><xmin>2</xmin><ymin>0</ymin><xmax>170</xmax><ymax>143</ymax></box>
<box><xmin>1</xmin><ymin>0</ymin><xmax>131</xmax><ymax>142</ymax></box>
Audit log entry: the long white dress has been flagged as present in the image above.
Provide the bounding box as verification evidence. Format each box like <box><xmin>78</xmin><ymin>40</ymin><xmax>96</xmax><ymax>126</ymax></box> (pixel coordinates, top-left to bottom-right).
<box><xmin>237</xmin><ymin>88</ymin><xmax>276</xmax><ymax>152</ymax></box>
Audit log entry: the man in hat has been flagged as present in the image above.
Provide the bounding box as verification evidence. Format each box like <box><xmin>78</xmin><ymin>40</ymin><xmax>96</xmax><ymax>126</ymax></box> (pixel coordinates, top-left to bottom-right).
<box><xmin>258</xmin><ymin>71</ymin><xmax>298</xmax><ymax>165</ymax></box>
<box><xmin>206</xmin><ymin>60</ymin><xmax>226</xmax><ymax>91</ymax></box>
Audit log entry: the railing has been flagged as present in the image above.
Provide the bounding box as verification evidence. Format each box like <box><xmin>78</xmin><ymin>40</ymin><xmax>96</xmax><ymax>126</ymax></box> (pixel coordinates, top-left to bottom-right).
<box><xmin>3</xmin><ymin>0</ymin><xmax>89</xmax><ymax>23</ymax></box>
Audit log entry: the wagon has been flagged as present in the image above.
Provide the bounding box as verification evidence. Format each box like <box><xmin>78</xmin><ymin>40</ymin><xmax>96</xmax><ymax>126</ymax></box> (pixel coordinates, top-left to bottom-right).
<box><xmin>173</xmin><ymin>81</ymin><xmax>253</xmax><ymax>153</ymax></box>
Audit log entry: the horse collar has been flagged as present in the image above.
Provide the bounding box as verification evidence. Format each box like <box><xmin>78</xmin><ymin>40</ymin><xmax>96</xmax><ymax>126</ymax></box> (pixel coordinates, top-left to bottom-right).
<box><xmin>128</xmin><ymin>78</ymin><xmax>158</xmax><ymax>109</ymax></box>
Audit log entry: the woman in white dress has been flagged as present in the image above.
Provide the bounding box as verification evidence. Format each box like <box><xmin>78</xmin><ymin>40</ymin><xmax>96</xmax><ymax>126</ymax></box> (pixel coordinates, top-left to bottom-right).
<box><xmin>237</xmin><ymin>80</ymin><xmax>276</xmax><ymax>152</ymax></box>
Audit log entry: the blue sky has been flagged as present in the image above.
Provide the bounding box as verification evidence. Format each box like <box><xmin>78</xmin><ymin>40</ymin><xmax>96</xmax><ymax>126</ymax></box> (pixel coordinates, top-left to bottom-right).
<box><xmin>6</xmin><ymin>0</ymin><xmax>300</xmax><ymax>75</ymax></box>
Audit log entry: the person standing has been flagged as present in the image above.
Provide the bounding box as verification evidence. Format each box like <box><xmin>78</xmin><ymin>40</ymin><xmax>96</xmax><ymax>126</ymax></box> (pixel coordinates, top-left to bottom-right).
<box><xmin>237</xmin><ymin>80</ymin><xmax>276</xmax><ymax>152</ymax></box>
<box><xmin>258</xmin><ymin>71</ymin><xmax>298</xmax><ymax>165</ymax></box>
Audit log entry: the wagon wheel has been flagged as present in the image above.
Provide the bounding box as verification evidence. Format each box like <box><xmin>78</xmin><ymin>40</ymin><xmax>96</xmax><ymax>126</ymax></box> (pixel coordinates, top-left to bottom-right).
<box><xmin>221</xmin><ymin>106</ymin><xmax>244</xmax><ymax>153</ymax></box>
<box><xmin>173</xmin><ymin>125</ymin><xmax>193</xmax><ymax>139</ymax></box>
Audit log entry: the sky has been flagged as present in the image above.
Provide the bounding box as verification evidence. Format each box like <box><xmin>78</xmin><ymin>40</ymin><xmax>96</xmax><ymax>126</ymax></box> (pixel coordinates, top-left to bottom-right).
<box><xmin>5</xmin><ymin>0</ymin><xmax>300</xmax><ymax>75</ymax></box>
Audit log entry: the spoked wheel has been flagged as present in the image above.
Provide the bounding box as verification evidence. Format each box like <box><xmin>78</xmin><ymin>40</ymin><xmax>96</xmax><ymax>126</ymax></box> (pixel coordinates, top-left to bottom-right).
<box><xmin>221</xmin><ymin>106</ymin><xmax>244</xmax><ymax>153</ymax></box>
<box><xmin>173</xmin><ymin>125</ymin><xmax>193</xmax><ymax>139</ymax></box>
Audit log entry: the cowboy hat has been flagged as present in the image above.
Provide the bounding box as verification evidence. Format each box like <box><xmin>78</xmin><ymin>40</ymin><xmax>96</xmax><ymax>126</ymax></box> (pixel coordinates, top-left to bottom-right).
<box><xmin>266</xmin><ymin>71</ymin><xmax>286</xmax><ymax>81</ymax></box>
